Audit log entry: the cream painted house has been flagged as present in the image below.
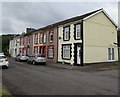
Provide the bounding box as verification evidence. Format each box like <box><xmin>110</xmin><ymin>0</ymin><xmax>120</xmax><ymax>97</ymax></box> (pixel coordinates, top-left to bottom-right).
<box><xmin>9</xmin><ymin>36</ymin><xmax>20</xmax><ymax>57</ymax></box>
<box><xmin>57</xmin><ymin>8</ymin><xmax>118</xmax><ymax>65</ymax></box>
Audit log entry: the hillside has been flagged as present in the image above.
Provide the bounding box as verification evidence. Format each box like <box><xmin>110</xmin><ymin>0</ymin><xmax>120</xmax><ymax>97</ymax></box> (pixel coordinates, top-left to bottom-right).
<box><xmin>0</xmin><ymin>34</ymin><xmax>19</xmax><ymax>56</ymax></box>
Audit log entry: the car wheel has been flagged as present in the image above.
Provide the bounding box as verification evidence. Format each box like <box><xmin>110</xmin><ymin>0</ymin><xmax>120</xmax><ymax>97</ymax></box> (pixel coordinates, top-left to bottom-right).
<box><xmin>27</xmin><ymin>60</ymin><xmax>29</xmax><ymax>63</ymax></box>
<box><xmin>32</xmin><ymin>61</ymin><xmax>36</xmax><ymax>65</ymax></box>
<box><xmin>44</xmin><ymin>63</ymin><xmax>46</xmax><ymax>65</ymax></box>
<box><xmin>19</xmin><ymin>59</ymin><xmax>21</xmax><ymax>62</ymax></box>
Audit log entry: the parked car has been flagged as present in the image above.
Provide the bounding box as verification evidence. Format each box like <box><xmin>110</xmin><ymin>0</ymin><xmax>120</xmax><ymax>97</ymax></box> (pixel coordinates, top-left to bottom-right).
<box><xmin>15</xmin><ymin>54</ymin><xmax>28</xmax><ymax>62</ymax></box>
<box><xmin>27</xmin><ymin>54</ymin><xmax>46</xmax><ymax>65</ymax></box>
<box><xmin>0</xmin><ymin>54</ymin><xmax>9</xmax><ymax>69</ymax></box>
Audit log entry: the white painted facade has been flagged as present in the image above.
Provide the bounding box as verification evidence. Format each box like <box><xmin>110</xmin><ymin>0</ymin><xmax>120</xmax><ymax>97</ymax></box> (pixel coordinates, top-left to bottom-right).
<box><xmin>58</xmin><ymin>9</ymin><xmax>118</xmax><ymax>65</ymax></box>
<box><xmin>83</xmin><ymin>11</ymin><xmax>118</xmax><ymax>63</ymax></box>
<box><xmin>9</xmin><ymin>36</ymin><xmax>20</xmax><ymax>57</ymax></box>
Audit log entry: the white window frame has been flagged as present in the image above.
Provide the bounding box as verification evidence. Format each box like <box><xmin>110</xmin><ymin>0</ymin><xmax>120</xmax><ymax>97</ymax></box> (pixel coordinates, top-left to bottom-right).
<box><xmin>48</xmin><ymin>46</ymin><xmax>54</xmax><ymax>58</ymax></box>
<box><xmin>34</xmin><ymin>47</ymin><xmax>38</xmax><ymax>54</ymax></box>
<box><xmin>75</xmin><ymin>24</ymin><xmax>81</xmax><ymax>39</ymax></box>
<box><xmin>108</xmin><ymin>48</ymin><xmax>114</xmax><ymax>61</ymax></box>
<box><xmin>62</xmin><ymin>45</ymin><xmax>71</xmax><ymax>59</ymax></box>
<box><xmin>28</xmin><ymin>36</ymin><xmax>30</xmax><ymax>45</ymax></box>
<box><xmin>35</xmin><ymin>34</ymin><xmax>38</xmax><ymax>44</ymax></box>
<box><xmin>50</xmin><ymin>31</ymin><xmax>53</xmax><ymax>42</ymax></box>
<box><xmin>40</xmin><ymin>33</ymin><xmax>43</xmax><ymax>44</ymax></box>
<box><xmin>64</xmin><ymin>27</ymin><xmax>70</xmax><ymax>41</ymax></box>
<box><xmin>43</xmin><ymin>33</ymin><xmax>47</xmax><ymax>43</ymax></box>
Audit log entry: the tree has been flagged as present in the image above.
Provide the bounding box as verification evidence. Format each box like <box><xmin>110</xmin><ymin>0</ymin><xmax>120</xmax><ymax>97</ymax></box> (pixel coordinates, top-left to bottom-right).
<box><xmin>1</xmin><ymin>34</ymin><xmax>19</xmax><ymax>56</ymax></box>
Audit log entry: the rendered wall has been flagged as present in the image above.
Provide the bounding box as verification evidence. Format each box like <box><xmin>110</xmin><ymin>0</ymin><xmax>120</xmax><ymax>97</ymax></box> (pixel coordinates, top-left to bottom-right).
<box><xmin>83</xmin><ymin>12</ymin><xmax>118</xmax><ymax>63</ymax></box>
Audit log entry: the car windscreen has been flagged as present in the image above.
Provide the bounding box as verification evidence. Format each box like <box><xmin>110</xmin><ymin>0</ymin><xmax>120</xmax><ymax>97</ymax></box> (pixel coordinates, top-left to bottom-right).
<box><xmin>37</xmin><ymin>54</ymin><xmax>45</xmax><ymax>57</ymax></box>
<box><xmin>0</xmin><ymin>56</ymin><xmax>6</xmax><ymax>59</ymax></box>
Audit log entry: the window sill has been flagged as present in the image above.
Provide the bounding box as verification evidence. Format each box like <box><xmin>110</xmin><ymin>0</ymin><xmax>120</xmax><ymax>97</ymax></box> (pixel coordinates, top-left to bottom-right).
<box><xmin>48</xmin><ymin>57</ymin><xmax>54</xmax><ymax>59</ymax></box>
<box><xmin>62</xmin><ymin>58</ymin><xmax>71</xmax><ymax>60</ymax></box>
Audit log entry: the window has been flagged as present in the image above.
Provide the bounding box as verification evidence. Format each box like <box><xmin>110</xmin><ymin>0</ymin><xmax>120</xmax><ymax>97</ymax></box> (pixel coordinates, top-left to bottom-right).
<box><xmin>35</xmin><ymin>34</ymin><xmax>38</xmax><ymax>44</ymax></box>
<box><xmin>39</xmin><ymin>47</ymin><xmax>42</xmax><ymax>54</ymax></box>
<box><xmin>48</xmin><ymin>46</ymin><xmax>54</xmax><ymax>58</ymax></box>
<box><xmin>28</xmin><ymin>36</ymin><xmax>30</xmax><ymax>45</ymax></box>
<box><xmin>62</xmin><ymin>44</ymin><xmax>71</xmax><ymax>59</ymax></box>
<box><xmin>20</xmin><ymin>38</ymin><xmax>21</xmax><ymax>46</ymax></box>
<box><xmin>49</xmin><ymin>31</ymin><xmax>53</xmax><ymax>42</ymax></box>
<box><xmin>24</xmin><ymin>37</ymin><xmax>26</xmax><ymax>45</ymax></box>
<box><xmin>108</xmin><ymin>48</ymin><xmax>114</xmax><ymax>60</ymax></box>
<box><xmin>23</xmin><ymin>37</ymin><xmax>25</xmax><ymax>45</ymax></box>
<box><xmin>34</xmin><ymin>46</ymin><xmax>38</xmax><ymax>54</ymax></box>
<box><xmin>63</xmin><ymin>26</ymin><xmax>70</xmax><ymax>41</ymax></box>
<box><xmin>40</xmin><ymin>33</ymin><xmax>43</xmax><ymax>44</ymax></box>
<box><xmin>21</xmin><ymin>38</ymin><xmax>24</xmax><ymax>46</ymax></box>
<box><xmin>75</xmin><ymin>24</ymin><xmax>81</xmax><ymax>39</ymax></box>
<box><xmin>43</xmin><ymin>33</ymin><xmax>47</xmax><ymax>43</ymax></box>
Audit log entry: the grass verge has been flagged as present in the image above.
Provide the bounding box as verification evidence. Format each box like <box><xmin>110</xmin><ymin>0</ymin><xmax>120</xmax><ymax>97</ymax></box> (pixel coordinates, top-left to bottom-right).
<box><xmin>2</xmin><ymin>85</ymin><xmax>11</xmax><ymax>96</ymax></box>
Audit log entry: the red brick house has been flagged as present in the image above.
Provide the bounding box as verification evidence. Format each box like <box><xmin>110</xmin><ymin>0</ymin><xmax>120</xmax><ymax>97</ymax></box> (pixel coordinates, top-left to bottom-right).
<box><xmin>19</xmin><ymin>28</ymin><xmax>36</xmax><ymax>55</ymax></box>
<box><xmin>33</xmin><ymin>25</ymin><xmax>58</xmax><ymax>63</ymax></box>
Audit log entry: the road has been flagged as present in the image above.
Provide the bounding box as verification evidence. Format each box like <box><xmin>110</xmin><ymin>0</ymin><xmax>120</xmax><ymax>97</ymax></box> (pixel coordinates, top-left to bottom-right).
<box><xmin>2</xmin><ymin>58</ymin><xmax>118</xmax><ymax>95</ymax></box>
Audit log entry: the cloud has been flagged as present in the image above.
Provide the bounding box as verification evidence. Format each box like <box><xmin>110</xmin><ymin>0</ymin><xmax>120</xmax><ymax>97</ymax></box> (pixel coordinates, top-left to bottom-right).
<box><xmin>2</xmin><ymin>2</ymin><xmax>118</xmax><ymax>34</ymax></box>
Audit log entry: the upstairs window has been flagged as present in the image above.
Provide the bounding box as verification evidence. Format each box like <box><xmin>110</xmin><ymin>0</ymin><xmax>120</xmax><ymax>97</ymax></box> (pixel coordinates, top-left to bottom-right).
<box><xmin>43</xmin><ymin>33</ymin><xmax>47</xmax><ymax>43</ymax></box>
<box><xmin>24</xmin><ymin>37</ymin><xmax>26</xmax><ymax>45</ymax></box>
<box><xmin>63</xmin><ymin>26</ymin><xmax>70</xmax><ymax>41</ymax></box>
<box><xmin>20</xmin><ymin>38</ymin><xmax>21</xmax><ymax>46</ymax></box>
<box><xmin>40</xmin><ymin>33</ymin><xmax>43</xmax><ymax>44</ymax></box>
<box><xmin>75</xmin><ymin>24</ymin><xmax>81</xmax><ymax>40</ymax></box>
<box><xmin>49</xmin><ymin>31</ymin><xmax>53</xmax><ymax>42</ymax></box>
<box><xmin>28</xmin><ymin>36</ymin><xmax>30</xmax><ymax>45</ymax></box>
<box><xmin>34</xmin><ymin>34</ymin><xmax>38</xmax><ymax>44</ymax></box>
<box><xmin>22</xmin><ymin>37</ymin><xmax>24</xmax><ymax>46</ymax></box>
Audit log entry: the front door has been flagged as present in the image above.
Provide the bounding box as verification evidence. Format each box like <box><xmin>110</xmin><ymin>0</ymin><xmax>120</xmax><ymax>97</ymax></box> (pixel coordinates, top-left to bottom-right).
<box><xmin>77</xmin><ymin>45</ymin><xmax>81</xmax><ymax>64</ymax></box>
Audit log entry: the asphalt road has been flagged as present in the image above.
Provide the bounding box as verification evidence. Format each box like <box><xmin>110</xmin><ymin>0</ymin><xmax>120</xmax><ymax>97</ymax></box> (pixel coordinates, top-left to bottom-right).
<box><xmin>2</xmin><ymin>58</ymin><xmax>118</xmax><ymax>95</ymax></box>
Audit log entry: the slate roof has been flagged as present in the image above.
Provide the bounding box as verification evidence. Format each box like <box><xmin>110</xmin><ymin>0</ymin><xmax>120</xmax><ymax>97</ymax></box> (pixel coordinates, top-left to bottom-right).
<box><xmin>36</xmin><ymin>8</ymin><xmax>102</xmax><ymax>31</ymax></box>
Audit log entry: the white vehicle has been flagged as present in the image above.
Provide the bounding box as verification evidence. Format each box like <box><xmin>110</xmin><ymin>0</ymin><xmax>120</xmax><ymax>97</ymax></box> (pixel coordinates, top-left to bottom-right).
<box><xmin>0</xmin><ymin>54</ymin><xmax>9</xmax><ymax>69</ymax></box>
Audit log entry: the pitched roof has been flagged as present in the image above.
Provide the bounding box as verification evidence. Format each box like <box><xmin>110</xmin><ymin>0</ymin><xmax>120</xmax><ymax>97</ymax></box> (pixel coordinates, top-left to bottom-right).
<box><xmin>53</xmin><ymin>8</ymin><xmax>103</xmax><ymax>26</ymax></box>
<box><xmin>21</xmin><ymin>8</ymin><xmax>117</xmax><ymax>35</ymax></box>
<box><xmin>36</xmin><ymin>8</ymin><xmax>103</xmax><ymax>32</ymax></box>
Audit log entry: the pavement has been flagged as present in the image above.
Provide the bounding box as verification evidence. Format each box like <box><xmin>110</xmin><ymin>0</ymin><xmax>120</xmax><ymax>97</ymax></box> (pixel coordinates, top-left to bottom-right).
<box><xmin>2</xmin><ymin>57</ymin><xmax>119</xmax><ymax>96</ymax></box>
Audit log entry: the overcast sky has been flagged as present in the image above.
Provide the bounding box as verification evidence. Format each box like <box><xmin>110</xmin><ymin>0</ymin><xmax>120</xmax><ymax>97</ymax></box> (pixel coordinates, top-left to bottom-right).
<box><xmin>1</xmin><ymin>2</ymin><xmax>119</xmax><ymax>34</ymax></box>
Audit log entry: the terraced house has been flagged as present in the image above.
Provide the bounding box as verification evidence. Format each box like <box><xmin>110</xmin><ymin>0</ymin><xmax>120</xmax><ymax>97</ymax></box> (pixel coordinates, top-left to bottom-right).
<box><xmin>19</xmin><ymin>28</ymin><xmax>36</xmax><ymax>55</ymax></box>
<box><xmin>9</xmin><ymin>8</ymin><xmax>118</xmax><ymax>65</ymax></box>
<box><xmin>33</xmin><ymin>25</ymin><xmax>58</xmax><ymax>62</ymax></box>
<box><xmin>57</xmin><ymin>8</ymin><xmax>118</xmax><ymax>65</ymax></box>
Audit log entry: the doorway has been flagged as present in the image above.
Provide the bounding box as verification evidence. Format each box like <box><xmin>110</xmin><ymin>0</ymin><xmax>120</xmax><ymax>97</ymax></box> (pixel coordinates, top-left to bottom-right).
<box><xmin>74</xmin><ymin>43</ymin><xmax>83</xmax><ymax>65</ymax></box>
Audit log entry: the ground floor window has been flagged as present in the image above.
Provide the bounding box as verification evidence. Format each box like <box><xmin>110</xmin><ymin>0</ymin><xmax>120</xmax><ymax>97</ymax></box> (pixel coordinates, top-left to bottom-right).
<box><xmin>48</xmin><ymin>45</ymin><xmax>54</xmax><ymax>58</ymax></box>
<box><xmin>108</xmin><ymin>48</ymin><xmax>114</xmax><ymax>60</ymax></box>
<box><xmin>34</xmin><ymin>46</ymin><xmax>38</xmax><ymax>54</ymax></box>
<box><xmin>62</xmin><ymin>44</ymin><xmax>71</xmax><ymax>59</ymax></box>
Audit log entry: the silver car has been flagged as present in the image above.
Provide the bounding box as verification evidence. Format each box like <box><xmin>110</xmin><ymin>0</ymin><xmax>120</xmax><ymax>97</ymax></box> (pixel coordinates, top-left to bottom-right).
<box><xmin>0</xmin><ymin>54</ymin><xmax>9</xmax><ymax>69</ymax></box>
<box><xmin>15</xmin><ymin>54</ymin><xmax>28</xmax><ymax>62</ymax></box>
<box><xmin>27</xmin><ymin>54</ymin><xmax>46</xmax><ymax>65</ymax></box>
